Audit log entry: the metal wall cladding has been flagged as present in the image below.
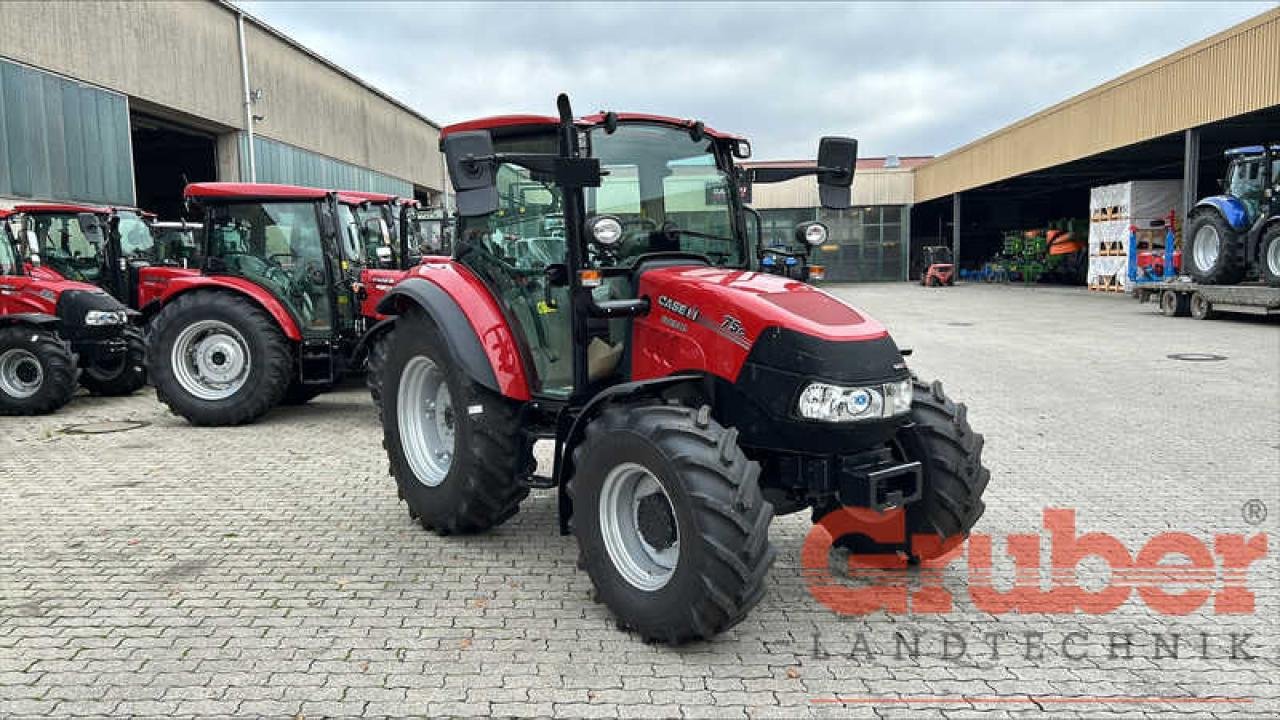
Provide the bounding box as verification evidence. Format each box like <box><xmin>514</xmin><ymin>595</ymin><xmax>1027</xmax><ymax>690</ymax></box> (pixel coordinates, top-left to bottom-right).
<box><xmin>0</xmin><ymin>58</ymin><xmax>134</xmax><ymax>205</ymax></box>
<box><xmin>749</xmin><ymin>168</ymin><xmax>916</xmax><ymax>209</ymax></box>
<box><xmin>914</xmin><ymin>8</ymin><xmax>1280</xmax><ymax>203</ymax></box>
<box><xmin>244</xmin><ymin>134</ymin><xmax>412</xmax><ymax>197</ymax></box>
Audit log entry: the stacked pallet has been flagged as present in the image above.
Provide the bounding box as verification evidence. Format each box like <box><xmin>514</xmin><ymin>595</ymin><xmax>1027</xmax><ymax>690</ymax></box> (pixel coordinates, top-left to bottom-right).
<box><xmin>1087</xmin><ymin>181</ymin><xmax>1183</xmax><ymax>292</ymax></box>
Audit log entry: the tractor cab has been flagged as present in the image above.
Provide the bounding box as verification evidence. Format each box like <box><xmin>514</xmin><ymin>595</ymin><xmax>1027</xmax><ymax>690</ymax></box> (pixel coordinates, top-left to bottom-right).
<box><xmin>13</xmin><ymin>203</ymin><xmax>169</xmax><ymax>308</ymax></box>
<box><xmin>186</xmin><ymin>182</ymin><xmax>365</xmax><ymax>341</ymax></box>
<box><xmin>150</xmin><ymin>221</ymin><xmax>204</xmax><ymax>268</ymax></box>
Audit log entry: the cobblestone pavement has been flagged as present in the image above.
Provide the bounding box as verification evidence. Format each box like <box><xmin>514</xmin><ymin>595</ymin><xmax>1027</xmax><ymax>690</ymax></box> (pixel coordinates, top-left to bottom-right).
<box><xmin>2</xmin><ymin>283</ymin><xmax>1277</xmax><ymax>719</ymax></box>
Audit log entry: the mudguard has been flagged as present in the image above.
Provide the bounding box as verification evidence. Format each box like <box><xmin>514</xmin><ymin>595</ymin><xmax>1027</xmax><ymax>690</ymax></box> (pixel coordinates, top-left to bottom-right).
<box><xmin>375</xmin><ymin>263</ymin><xmax>531</xmax><ymax>400</ymax></box>
<box><xmin>1195</xmin><ymin>196</ymin><xmax>1250</xmax><ymax>231</ymax></box>
<box><xmin>0</xmin><ymin>312</ymin><xmax>59</xmax><ymax>328</ymax></box>
<box><xmin>144</xmin><ymin>275</ymin><xmax>303</xmax><ymax>341</ymax></box>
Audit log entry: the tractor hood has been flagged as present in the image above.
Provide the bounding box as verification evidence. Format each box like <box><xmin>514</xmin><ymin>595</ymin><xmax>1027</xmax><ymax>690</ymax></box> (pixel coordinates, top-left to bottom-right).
<box><xmin>633</xmin><ymin>265</ymin><xmax>901</xmax><ymax>386</ymax></box>
<box><xmin>632</xmin><ymin>264</ymin><xmax>909</xmax><ymax>455</ymax></box>
<box><xmin>638</xmin><ymin>265</ymin><xmax>888</xmax><ymax>344</ymax></box>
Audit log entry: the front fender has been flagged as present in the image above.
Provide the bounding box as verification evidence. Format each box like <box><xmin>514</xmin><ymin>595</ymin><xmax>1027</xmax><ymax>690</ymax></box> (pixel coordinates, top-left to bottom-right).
<box><xmin>154</xmin><ymin>275</ymin><xmax>303</xmax><ymax>341</ymax></box>
<box><xmin>1195</xmin><ymin>196</ymin><xmax>1250</xmax><ymax>231</ymax></box>
<box><xmin>377</xmin><ymin>264</ymin><xmax>531</xmax><ymax>401</ymax></box>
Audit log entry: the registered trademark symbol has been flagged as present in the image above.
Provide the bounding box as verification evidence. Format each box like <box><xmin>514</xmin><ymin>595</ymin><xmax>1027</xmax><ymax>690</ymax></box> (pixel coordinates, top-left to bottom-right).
<box><xmin>1242</xmin><ymin>499</ymin><xmax>1267</xmax><ymax>525</ymax></box>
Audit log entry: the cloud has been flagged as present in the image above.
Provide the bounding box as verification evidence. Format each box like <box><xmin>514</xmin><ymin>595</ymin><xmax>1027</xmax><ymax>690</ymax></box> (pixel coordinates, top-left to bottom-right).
<box><xmin>235</xmin><ymin>1</ymin><xmax>1273</xmax><ymax>160</ymax></box>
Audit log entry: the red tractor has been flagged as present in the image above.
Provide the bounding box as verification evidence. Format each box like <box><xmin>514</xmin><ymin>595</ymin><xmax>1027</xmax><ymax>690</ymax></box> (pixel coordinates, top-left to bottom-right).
<box><xmin>0</xmin><ymin>209</ymin><xmax>147</xmax><ymax>413</ymax></box>
<box><xmin>371</xmin><ymin>95</ymin><xmax>990</xmax><ymax>643</ymax></box>
<box><xmin>143</xmin><ymin>182</ymin><xmax>404</xmax><ymax>424</ymax></box>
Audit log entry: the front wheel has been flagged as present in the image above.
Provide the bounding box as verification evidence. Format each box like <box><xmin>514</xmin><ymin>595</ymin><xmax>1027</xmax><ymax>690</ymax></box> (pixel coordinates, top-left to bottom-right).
<box><xmin>382</xmin><ymin>307</ymin><xmax>528</xmax><ymax>534</ymax></box>
<box><xmin>571</xmin><ymin>403</ymin><xmax>776</xmax><ymax>644</ymax></box>
<box><xmin>0</xmin><ymin>327</ymin><xmax>77</xmax><ymax>415</ymax></box>
<box><xmin>79</xmin><ymin>325</ymin><xmax>147</xmax><ymax>396</ymax></box>
<box><xmin>148</xmin><ymin>291</ymin><xmax>293</xmax><ymax>426</ymax></box>
<box><xmin>817</xmin><ymin>378</ymin><xmax>989</xmax><ymax>562</ymax></box>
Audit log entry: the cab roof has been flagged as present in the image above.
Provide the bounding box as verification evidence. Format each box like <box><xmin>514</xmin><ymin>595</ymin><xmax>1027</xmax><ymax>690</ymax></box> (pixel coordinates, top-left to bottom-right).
<box><xmin>13</xmin><ymin>202</ymin><xmax>112</xmax><ymax>215</ymax></box>
<box><xmin>185</xmin><ymin>182</ymin><xmax>329</xmax><ymax>201</ymax></box>
<box><xmin>1226</xmin><ymin>144</ymin><xmax>1280</xmax><ymax>156</ymax></box>
<box><xmin>440</xmin><ymin>112</ymin><xmax>743</xmax><ymax>141</ymax></box>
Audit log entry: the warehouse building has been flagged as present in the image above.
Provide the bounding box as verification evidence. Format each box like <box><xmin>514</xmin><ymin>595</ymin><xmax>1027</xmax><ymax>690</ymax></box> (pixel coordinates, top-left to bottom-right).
<box><xmin>909</xmin><ymin>7</ymin><xmax>1280</xmax><ymax>276</ymax></box>
<box><xmin>745</xmin><ymin>156</ymin><xmax>930</xmax><ymax>282</ymax></box>
<box><xmin>0</xmin><ymin>0</ymin><xmax>443</xmax><ymax>219</ymax></box>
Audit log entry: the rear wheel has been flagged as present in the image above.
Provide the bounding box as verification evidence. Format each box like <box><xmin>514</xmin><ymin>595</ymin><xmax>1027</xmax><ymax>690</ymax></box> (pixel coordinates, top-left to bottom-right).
<box><xmin>79</xmin><ymin>325</ymin><xmax>147</xmax><ymax>396</ymax></box>
<box><xmin>1260</xmin><ymin>224</ymin><xmax>1280</xmax><ymax>288</ymax></box>
<box><xmin>1185</xmin><ymin>209</ymin><xmax>1245</xmax><ymax>284</ymax></box>
<box><xmin>1189</xmin><ymin>292</ymin><xmax>1216</xmax><ymax>320</ymax></box>
<box><xmin>383</xmin><ymin>307</ymin><xmax>527</xmax><ymax>534</ymax></box>
<box><xmin>571</xmin><ymin>403</ymin><xmax>776</xmax><ymax>644</ymax></box>
<box><xmin>148</xmin><ymin>291</ymin><xmax>292</xmax><ymax>426</ymax></box>
<box><xmin>0</xmin><ymin>327</ymin><xmax>76</xmax><ymax>416</ymax></box>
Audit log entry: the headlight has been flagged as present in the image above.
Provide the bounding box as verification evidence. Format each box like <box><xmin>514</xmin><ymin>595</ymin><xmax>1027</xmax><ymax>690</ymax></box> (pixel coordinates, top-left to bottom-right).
<box><xmin>84</xmin><ymin>310</ymin><xmax>127</xmax><ymax>326</ymax></box>
<box><xmin>796</xmin><ymin>378</ymin><xmax>913</xmax><ymax>422</ymax></box>
<box><xmin>795</xmin><ymin>221</ymin><xmax>828</xmax><ymax>247</ymax></box>
<box><xmin>588</xmin><ymin>215</ymin><xmax>623</xmax><ymax>246</ymax></box>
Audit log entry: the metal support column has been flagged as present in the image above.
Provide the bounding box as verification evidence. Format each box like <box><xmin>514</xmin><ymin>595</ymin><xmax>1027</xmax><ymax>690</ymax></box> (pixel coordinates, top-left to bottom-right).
<box><xmin>1182</xmin><ymin>128</ymin><xmax>1200</xmax><ymax>230</ymax></box>
<box><xmin>952</xmin><ymin>192</ymin><xmax>962</xmax><ymax>269</ymax></box>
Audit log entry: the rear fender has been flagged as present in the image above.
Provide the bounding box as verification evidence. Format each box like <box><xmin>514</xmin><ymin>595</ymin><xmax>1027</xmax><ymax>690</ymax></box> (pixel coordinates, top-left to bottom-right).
<box><xmin>1194</xmin><ymin>196</ymin><xmax>1250</xmax><ymax>231</ymax></box>
<box><xmin>0</xmin><ymin>312</ymin><xmax>59</xmax><ymax>329</ymax></box>
<box><xmin>551</xmin><ymin>374</ymin><xmax>706</xmax><ymax>534</ymax></box>
<box><xmin>375</xmin><ymin>265</ymin><xmax>530</xmax><ymax>400</ymax></box>
<box><xmin>151</xmin><ymin>275</ymin><xmax>303</xmax><ymax>341</ymax></box>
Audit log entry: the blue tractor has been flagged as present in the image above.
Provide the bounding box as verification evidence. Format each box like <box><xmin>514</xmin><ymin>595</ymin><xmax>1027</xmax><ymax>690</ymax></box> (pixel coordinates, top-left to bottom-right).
<box><xmin>1184</xmin><ymin>144</ymin><xmax>1280</xmax><ymax>286</ymax></box>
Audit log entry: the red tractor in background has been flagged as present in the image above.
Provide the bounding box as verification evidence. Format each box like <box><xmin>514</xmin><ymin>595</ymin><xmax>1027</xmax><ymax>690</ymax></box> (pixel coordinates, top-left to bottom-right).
<box><xmin>920</xmin><ymin>245</ymin><xmax>956</xmax><ymax>286</ymax></box>
<box><xmin>12</xmin><ymin>203</ymin><xmax>200</xmax><ymax>313</ymax></box>
<box><xmin>0</xmin><ymin>209</ymin><xmax>147</xmax><ymax>413</ymax></box>
<box><xmin>144</xmin><ymin>182</ymin><xmax>404</xmax><ymax>424</ymax></box>
<box><xmin>370</xmin><ymin>95</ymin><xmax>990</xmax><ymax>643</ymax></box>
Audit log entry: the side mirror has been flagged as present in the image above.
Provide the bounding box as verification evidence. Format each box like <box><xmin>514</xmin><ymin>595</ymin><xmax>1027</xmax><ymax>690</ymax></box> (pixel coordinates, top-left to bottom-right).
<box><xmin>443</xmin><ymin>130</ymin><xmax>499</xmax><ymax>217</ymax></box>
<box><xmin>732</xmin><ymin>139</ymin><xmax>752</xmax><ymax>160</ymax></box>
<box><xmin>817</xmin><ymin>136</ymin><xmax>858</xmax><ymax>210</ymax></box>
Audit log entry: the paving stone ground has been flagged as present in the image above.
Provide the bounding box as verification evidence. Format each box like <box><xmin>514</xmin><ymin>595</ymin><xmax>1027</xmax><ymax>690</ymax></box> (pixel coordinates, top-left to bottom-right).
<box><xmin>2</xmin><ymin>283</ymin><xmax>1277</xmax><ymax>719</ymax></box>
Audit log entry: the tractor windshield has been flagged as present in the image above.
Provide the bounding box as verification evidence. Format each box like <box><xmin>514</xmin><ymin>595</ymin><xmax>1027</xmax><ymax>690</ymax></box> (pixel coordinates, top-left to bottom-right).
<box><xmin>205</xmin><ymin>201</ymin><xmax>333</xmax><ymax>333</ymax></box>
<box><xmin>26</xmin><ymin>213</ymin><xmax>104</xmax><ymax>283</ymax></box>
<box><xmin>587</xmin><ymin>123</ymin><xmax>744</xmax><ymax>268</ymax></box>
<box><xmin>1227</xmin><ymin>156</ymin><xmax>1265</xmax><ymax>218</ymax></box>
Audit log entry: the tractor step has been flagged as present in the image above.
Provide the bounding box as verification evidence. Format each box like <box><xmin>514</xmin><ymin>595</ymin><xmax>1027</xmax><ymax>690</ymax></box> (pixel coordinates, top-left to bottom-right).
<box><xmin>298</xmin><ymin>341</ymin><xmax>336</xmax><ymax>384</ymax></box>
<box><xmin>523</xmin><ymin>474</ymin><xmax>556</xmax><ymax>489</ymax></box>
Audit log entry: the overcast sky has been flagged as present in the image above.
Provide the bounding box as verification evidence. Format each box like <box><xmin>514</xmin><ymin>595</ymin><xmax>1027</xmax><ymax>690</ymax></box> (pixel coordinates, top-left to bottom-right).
<box><xmin>235</xmin><ymin>1</ymin><xmax>1273</xmax><ymax>161</ymax></box>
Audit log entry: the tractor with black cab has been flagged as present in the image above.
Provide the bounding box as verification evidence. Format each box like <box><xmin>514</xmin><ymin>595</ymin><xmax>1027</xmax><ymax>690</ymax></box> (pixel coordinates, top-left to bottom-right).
<box><xmin>370</xmin><ymin>95</ymin><xmax>990</xmax><ymax>643</ymax></box>
<box><xmin>0</xmin><ymin>209</ymin><xmax>147</xmax><ymax>412</ymax></box>
<box><xmin>1184</xmin><ymin>143</ymin><xmax>1280</xmax><ymax>286</ymax></box>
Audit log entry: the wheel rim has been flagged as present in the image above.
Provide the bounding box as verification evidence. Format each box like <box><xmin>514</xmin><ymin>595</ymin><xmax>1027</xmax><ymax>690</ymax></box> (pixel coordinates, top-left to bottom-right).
<box><xmin>1192</xmin><ymin>225</ymin><xmax>1220</xmax><ymax>273</ymax></box>
<box><xmin>397</xmin><ymin>355</ymin><xmax>455</xmax><ymax>487</ymax></box>
<box><xmin>1268</xmin><ymin>237</ymin><xmax>1280</xmax><ymax>277</ymax></box>
<box><xmin>599</xmin><ymin>462</ymin><xmax>679</xmax><ymax>591</ymax></box>
<box><xmin>0</xmin><ymin>349</ymin><xmax>43</xmax><ymax>399</ymax></box>
<box><xmin>170</xmin><ymin>320</ymin><xmax>251</xmax><ymax>400</ymax></box>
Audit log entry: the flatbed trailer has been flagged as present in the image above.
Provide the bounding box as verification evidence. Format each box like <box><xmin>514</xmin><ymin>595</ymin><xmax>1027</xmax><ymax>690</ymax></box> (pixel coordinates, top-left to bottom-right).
<box><xmin>1133</xmin><ymin>277</ymin><xmax>1280</xmax><ymax>320</ymax></box>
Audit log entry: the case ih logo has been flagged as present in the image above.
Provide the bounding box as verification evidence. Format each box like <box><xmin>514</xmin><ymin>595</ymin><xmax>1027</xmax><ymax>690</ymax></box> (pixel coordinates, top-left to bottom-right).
<box><xmin>803</xmin><ymin>507</ymin><xmax>1268</xmax><ymax>617</ymax></box>
<box><xmin>657</xmin><ymin>295</ymin><xmax>700</xmax><ymax>321</ymax></box>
